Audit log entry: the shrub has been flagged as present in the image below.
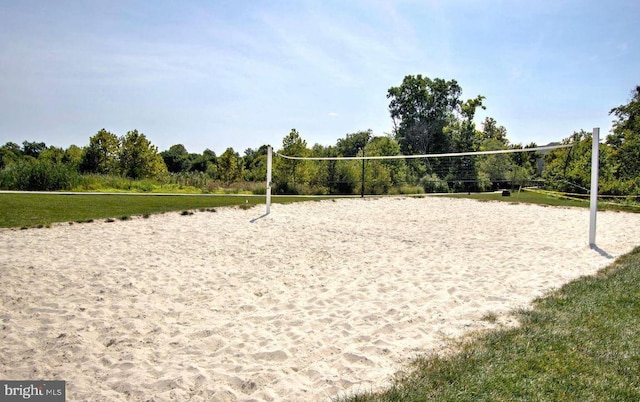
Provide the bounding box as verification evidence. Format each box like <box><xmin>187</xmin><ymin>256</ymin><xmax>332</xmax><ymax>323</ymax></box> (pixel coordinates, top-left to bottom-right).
<box><xmin>388</xmin><ymin>185</ymin><xmax>424</xmax><ymax>195</ymax></box>
<box><xmin>420</xmin><ymin>173</ymin><xmax>449</xmax><ymax>193</ymax></box>
<box><xmin>0</xmin><ymin>159</ymin><xmax>81</xmax><ymax>191</ymax></box>
<box><xmin>273</xmin><ymin>180</ymin><xmax>298</xmax><ymax>195</ymax></box>
<box><xmin>252</xmin><ymin>186</ymin><xmax>267</xmax><ymax>195</ymax></box>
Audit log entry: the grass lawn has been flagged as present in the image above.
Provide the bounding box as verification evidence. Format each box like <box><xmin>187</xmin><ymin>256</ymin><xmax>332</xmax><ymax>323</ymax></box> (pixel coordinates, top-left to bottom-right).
<box><xmin>447</xmin><ymin>189</ymin><xmax>587</xmax><ymax>208</ymax></box>
<box><xmin>1</xmin><ymin>189</ymin><xmax>637</xmax><ymax>229</ymax></box>
<box><xmin>0</xmin><ymin>193</ymin><xmax>330</xmax><ymax>229</ymax></box>
<box><xmin>342</xmin><ymin>246</ymin><xmax>640</xmax><ymax>401</ymax></box>
<box><xmin>446</xmin><ymin>189</ymin><xmax>640</xmax><ymax>213</ymax></box>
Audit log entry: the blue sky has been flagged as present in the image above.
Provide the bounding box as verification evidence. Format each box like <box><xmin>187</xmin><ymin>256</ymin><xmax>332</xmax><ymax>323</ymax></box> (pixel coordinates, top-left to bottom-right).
<box><xmin>0</xmin><ymin>0</ymin><xmax>638</xmax><ymax>155</ymax></box>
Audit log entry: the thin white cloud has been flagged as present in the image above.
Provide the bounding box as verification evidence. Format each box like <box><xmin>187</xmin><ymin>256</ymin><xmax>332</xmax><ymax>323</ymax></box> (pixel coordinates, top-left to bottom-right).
<box><xmin>0</xmin><ymin>0</ymin><xmax>638</xmax><ymax>153</ymax></box>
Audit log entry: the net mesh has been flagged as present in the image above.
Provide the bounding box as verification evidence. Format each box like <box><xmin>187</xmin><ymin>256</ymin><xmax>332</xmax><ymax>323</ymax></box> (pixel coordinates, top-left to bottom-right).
<box><xmin>272</xmin><ymin>145</ymin><xmax>571</xmax><ymax>195</ymax></box>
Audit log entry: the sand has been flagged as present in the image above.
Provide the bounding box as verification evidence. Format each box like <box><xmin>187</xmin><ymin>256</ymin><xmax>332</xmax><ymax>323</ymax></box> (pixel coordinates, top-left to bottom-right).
<box><xmin>1</xmin><ymin>196</ymin><xmax>640</xmax><ymax>401</ymax></box>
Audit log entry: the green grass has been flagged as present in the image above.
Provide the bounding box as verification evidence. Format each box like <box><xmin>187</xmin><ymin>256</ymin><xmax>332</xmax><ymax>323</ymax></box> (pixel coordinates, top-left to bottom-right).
<box><xmin>446</xmin><ymin>189</ymin><xmax>640</xmax><ymax>213</ymax></box>
<box><xmin>0</xmin><ymin>193</ymin><xmax>328</xmax><ymax>228</ymax></box>
<box><xmin>447</xmin><ymin>189</ymin><xmax>587</xmax><ymax>208</ymax></box>
<box><xmin>2</xmin><ymin>190</ymin><xmax>637</xmax><ymax>229</ymax></box>
<box><xmin>341</xmin><ymin>247</ymin><xmax>640</xmax><ymax>401</ymax></box>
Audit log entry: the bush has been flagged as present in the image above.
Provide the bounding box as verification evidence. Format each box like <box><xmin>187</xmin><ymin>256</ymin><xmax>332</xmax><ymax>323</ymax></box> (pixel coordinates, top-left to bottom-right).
<box><xmin>0</xmin><ymin>160</ymin><xmax>81</xmax><ymax>191</ymax></box>
<box><xmin>388</xmin><ymin>185</ymin><xmax>424</xmax><ymax>195</ymax></box>
<box><xmin>420</xmin><ymin>173</ymin><xmax>450</xmax><ymax>193</ymax></box>
<box><xmin>273</xmin><ymin>180</ymin><xmax>299</xmax><ymax>195</ymax></box>
<box><xmin>476</xmin><ymin>171</ymin><xmax>492</xmax><ymax>192</ymax></box>
<box><xmin>74</xmin><ymin>174</ymin><xmax>159</xmax><ymax>192</ymax></box>
<box><xmin>252</xmin><ymin>186</ymin><xmax>267</xmax><ymax>195</ymax></box>
<box><xmin>600</xmin><ymin>177</ymin><xmax>640</xmax><ymax>196</ymax></box>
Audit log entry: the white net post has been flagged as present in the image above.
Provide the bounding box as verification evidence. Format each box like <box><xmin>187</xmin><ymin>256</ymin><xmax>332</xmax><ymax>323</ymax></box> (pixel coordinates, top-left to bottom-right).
<box><xmin>589</xmin><ymin>128</ymin><xmax>599</xmax><ymax>248</ymax></box>
<box><xmin>266</xmin><ymin>146</ymin><xmax>273</xmax><ymax>215</ymax></box>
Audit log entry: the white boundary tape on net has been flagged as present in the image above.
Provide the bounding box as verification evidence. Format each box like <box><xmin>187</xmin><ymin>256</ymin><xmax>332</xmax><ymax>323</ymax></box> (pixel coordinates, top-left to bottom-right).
<box><xmin>273</xmin><ymin>144</ymin><xmax>573</xmax><ymax>161</ymax></box>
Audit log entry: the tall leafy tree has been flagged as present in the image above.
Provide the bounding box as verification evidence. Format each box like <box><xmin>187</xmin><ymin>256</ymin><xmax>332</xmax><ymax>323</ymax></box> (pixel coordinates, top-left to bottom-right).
<box><xmin>217</xmin><ymin>147</ymin><xmax>242</xmax><ymax>184</ymax></box>
<box><xmin>276</xmin><ymin>129</ymin><xmax>309</xmax><ymax>190</ymax></box>
<box><xmin>0</xmin><ymin>142</ymin><xmax>22</xmax><ymax>168</ymax></box>
<box><xmin>448</xmin><ymin>96</ymin><xmax>485</xmax><ymax>190</ymax></box>
<box><xmin>201</xmin><ymin>149</ymin><xmax>219</xmax><ymax>178</ymax></box>
<box><xmin>543</xmin><ymin>131</ymin><xmax>627</xmax><ymax>194</ymax></box>
<box><xmin>189</xmin><ymin>149</ymin><xmax>216</xmax><ymax>173</ymax></box>
<box><xmin>118</xmin><ymin>129</ymin><xmax>168</xmax><ymax>179</ymax></box>
<box><xmin>477</xmin><ymin>117</ymin><xmax>508</xmax><ymax>148</ymax></box>
<box><xmin>310</xmin><ymin>144</ymin><xmax>357</xmax><ymax>194</ymax></box>
<box><xmin>306</xmin><ymin>144</ymin><xmax>330</xmax><ymax>193</ymax></box>
<box><xmin>608</xmin><ymin>85</ymin><xmax>640</xmax><ymax>185</ymax></box>
<box><xmin>454</xmin><ymin>96</ymin><xmax>486</xmax><ymax>151</ymax></box>
<box><xmin>364</xmin><ymin>136</ymin><xmax>404</xmax><ymax>187</ymax></box>
<box><xmin>22</xmin><ymin>141</ymin><xmax>47</xmax><ymax>159</ymax></box>
<box><xmin>63</xmin><ymin>145</ymin><xmax>84</xmax><ymax>169</ymax></box>
<box><xmin>333</xmin><ymin>130</ymin><xmax>372</xmax><ymax>194</ymax></box>
<box><xmin>542</xmin><ymin>131</ymin><xmax>593</xmax><ymax>193</ymax></box>
<box><xmin>336</xmin><ymin>130</ymin><xmax>371</xmax><ymax>156</ymax></box>
<box><xmin>477</xmin><ymin>138</ymin><xmax>513</xmax><ymax>186</ymax></box>
<box><xmin>509</xmin><ymin>142</ymin><xmax>539</xmax><ymax>180</ymax></box>
<box><xmin>242</xmin><ymin>145</ymin><xmax>269</xmax><ymax>182</ymax></box>
<box><xmin>39</xmin><ymin>146</ymin><xmax>65</xmax><ymax>164</ymax></box>
<box><xmin>80</xmin><ymin>129</ymin><xmax>120</xmax><ymax>174</ymax></box>
<box><xmin>387</xmin><ymin>75</ymin><xmax>463</xmax><ymax>155</ymax></box>
<box><xmin>160</xmin><ymin>144</ymin><xmax>190</xmax><ymax>173</ymax></box>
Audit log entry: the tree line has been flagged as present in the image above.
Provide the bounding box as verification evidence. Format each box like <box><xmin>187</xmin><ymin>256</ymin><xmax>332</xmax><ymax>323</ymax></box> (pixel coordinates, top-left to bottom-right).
<box><xmin>543</xmin><ymin>86</ymin><xmax>640</xmax><ymax>196</ymax></box>
<box><xmin>1</xmin><ymin>76</ymin><xmax>638</xmax><ymax>196</ymax></box>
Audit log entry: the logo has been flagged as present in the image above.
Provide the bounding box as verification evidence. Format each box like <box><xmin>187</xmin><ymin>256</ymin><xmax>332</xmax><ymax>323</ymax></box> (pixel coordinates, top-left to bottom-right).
<box><xmin>0</xmin><ymin>381</ymin><xmax>65</xmax><ymax>401</ymax></box>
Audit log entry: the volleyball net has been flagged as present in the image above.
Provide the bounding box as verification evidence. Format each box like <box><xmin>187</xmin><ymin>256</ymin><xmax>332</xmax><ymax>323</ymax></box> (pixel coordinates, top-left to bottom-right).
<box><xmin>271</xmin><ymin>143</ymin><xmax>572</xmax><ymax>197</ymax></box>
<box><xmin>262</xmin><ymin>128</ymin><xmax>619</xmax><ymax>246</ymax></box>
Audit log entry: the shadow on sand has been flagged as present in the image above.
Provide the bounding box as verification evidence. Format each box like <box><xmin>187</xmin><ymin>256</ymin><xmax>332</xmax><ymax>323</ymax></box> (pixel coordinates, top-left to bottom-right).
<box><xmin>250</xmin><ymin>213</ymin><xmax>270</xmax><ymax>223</ymax></box>
<box><xmin>590</xmin><ymin>244</ymin><xmax>614</xmax><ymax>259</ymax></box>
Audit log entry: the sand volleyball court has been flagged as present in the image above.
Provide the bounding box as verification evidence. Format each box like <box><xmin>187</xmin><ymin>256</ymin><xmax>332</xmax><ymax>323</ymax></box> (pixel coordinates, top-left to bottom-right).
<box><xmin>2</xmin><ymin>197</ymin><xmax>640</xmax><ymax>401</ymax></box>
